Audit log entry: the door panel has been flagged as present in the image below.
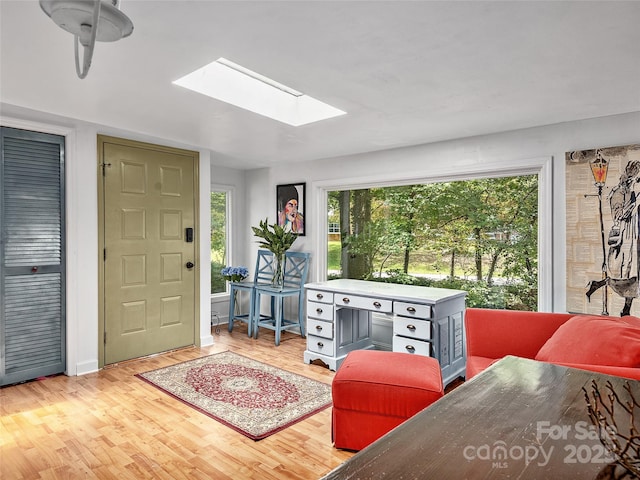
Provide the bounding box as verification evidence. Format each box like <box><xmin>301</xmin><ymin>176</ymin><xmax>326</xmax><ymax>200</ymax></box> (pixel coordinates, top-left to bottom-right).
<box><xmin>1</xmin><ymin>127</ymin><xmax>66</xmax><ymax>386</ymax></box>
<box><xmin>102</xmin><ymin>139</ymin><xmax>197</xmax><ymax>364</ymax></box>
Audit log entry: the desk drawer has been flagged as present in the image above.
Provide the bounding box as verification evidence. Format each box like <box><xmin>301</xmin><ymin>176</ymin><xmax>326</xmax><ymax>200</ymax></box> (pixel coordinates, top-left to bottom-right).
<box><xmin>308</xmin><ymin>290</ymin><xmax>334</xmax><ymax>304</ymax></box>
<box><xmin>308</xmin><ymin>318</ymin><xmax>333</xmax><ymax>339</ymax></box>
<box><xmin>307</xmin><ymin>335</ymin><xmax>334</xmax><ymax>355</ymax></box>
<box><xmin>307</xmin><ymin>301</ymin><xmax>334</xmax><ymax>321</ymax></box>
<box><xmin>335</xmin><ymin>294</ymin><xmax>392</xmax><ymax>313</ymax></box>
<box><xmin>393</xmin><ymin>317</ymin><xmax>431</xmax><ymax>340</ymax></box>
<box><xmin>393</xmin><ymin>336</ymin><xmax>431</xmax><ymax>357</ymax></box>
<box><xmin>393</xmin><ymin>301</ymin><xmax>431</xmax><ymax>319</ymax></box>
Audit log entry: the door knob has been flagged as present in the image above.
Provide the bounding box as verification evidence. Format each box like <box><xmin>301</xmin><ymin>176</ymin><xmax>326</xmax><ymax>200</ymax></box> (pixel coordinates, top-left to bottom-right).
<box><xmin>186</xmin><ymin>261</ymin><xmax>194</xmax><ymax>269</ymax></box>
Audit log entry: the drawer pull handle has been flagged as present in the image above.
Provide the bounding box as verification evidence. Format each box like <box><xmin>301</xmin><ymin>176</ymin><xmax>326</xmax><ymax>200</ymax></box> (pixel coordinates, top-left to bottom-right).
<box><xmin>342</xmin><ymin>297</ymin><xmax>350</xmax><ymax>304</ymax></box>
<box><xmin>405</xmin><ymin>345</ymin><xmax>416</xmax><ymax>353</ymax></box>
<box><xmin>317</xmin><ymin>342</ymin><xmax>324</xmax><ymax>347</ymax></box>
<box><xmin>316</xmin><ymin>308</ymin><xmax>323</xmax><ymax>314</ymax></box>
<box><xmin>373</xmin><ymin>301</ymin><xmax>382</xmax><ymax>308</ymax></box>
<box><xmin>406</xmin><ymin>324</ymin><xmax>416</xmax><ymax>331</ymax></box>
<box><xmin>315</xmin><ymin>325</ymin><xmax>323</xmax><ymax>331</ymax></box>
<box><xmin>316</xmin><ymin>293</ymin><xmax>324</xmax><ymax>300</ymax></box>
<box><xmin>406</xmin><ymin>306</ymin><xmax>416</xmax><ymax>313</ymax></box>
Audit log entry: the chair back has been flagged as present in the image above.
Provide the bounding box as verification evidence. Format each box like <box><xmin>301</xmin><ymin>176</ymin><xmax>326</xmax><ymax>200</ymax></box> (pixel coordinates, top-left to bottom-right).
<box><xmin>253</xmin><ymin>249</ymin><xmax>276</xmax><ymax>285</ymax></box>
<box><xmin>282</xmin><ymin>251</ymin><xmax>310</xmax><ymax>289</ymax></box>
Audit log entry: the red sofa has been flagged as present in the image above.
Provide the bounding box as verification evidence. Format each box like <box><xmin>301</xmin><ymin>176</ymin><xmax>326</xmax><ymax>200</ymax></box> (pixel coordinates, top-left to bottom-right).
<box><xmin>465</xmin><ymin>307</ymin><xmax>640</xmax><ymax>380</ymax></box>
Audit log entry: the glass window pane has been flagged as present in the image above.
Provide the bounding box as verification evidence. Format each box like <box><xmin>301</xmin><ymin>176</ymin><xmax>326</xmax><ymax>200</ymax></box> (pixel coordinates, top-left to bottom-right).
<box><xmin>211</xmin><ymin>191</ymin><xmax>227</xmax><ymax>294</ymax></box>
<box><xmin>327</xmin><ymin>175</ymin><xmax>539</xmax><ymax>310</ymax></box>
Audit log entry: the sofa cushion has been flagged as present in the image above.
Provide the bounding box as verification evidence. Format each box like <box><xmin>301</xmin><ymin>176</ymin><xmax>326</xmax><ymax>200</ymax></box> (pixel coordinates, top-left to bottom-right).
<box><xmin>465</xmin><ymin>308</ymin><xmax>574</xmax><ymax>360</ymax></box>
<box><xmin>555</xmin><ymin>362</ymin><xmax>640</xmax><ymax>380</ymax></box>
<box><xmin>535</xmin><ymin>315</ymin><xmax>640</xmax><ymax>367</ymax></box>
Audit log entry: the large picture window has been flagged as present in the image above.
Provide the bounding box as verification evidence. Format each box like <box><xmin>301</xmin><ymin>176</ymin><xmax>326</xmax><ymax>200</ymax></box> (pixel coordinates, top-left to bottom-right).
<box><xmin>327</xmin><ymin>175</ymin><xmax>539</xmax><ymax>310</ymax></box>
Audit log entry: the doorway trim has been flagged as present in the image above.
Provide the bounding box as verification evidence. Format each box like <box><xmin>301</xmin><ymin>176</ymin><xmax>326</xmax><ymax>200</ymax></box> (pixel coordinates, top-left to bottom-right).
<box><xmin>97</xmin><ymin>135</ymin><xmax>200</xmax><ymax>368</ymax></box>
<box><xmin>0</xmin><ymin>116</ymin><xmax>82</xmax><ymax>375</ymax></box>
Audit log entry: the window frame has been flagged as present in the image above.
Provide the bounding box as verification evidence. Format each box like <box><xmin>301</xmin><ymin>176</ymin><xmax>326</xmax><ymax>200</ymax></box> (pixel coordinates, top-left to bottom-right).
<box><xmin>311</xmin><ymin>157</ymin><xmax>553</xmax><ymax>311</ymax></box>
<box><xmin>328</xmin><ymin>222</ymin><xmax>340</xmax><ymax>234</ymax></box>
<box><xmin>210</xmin><ymin>185</ymin><xmax>233</xmax><ymax>297</ymax></box>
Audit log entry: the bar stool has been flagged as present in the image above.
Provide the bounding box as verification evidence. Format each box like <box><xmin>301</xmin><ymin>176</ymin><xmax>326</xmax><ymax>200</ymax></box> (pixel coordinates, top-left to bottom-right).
<box><xmin>252</xmin><ymin>251</ymin><xmax>310</xmax><ymax>345</ymax></box>
<box><xmin>228</xmin><ymin>250</ymin><xmax>275</xmax><ymax>337</ymax></box>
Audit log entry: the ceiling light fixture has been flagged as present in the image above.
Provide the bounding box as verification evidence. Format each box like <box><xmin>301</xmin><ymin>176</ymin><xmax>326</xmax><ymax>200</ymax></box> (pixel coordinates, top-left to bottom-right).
<box><xmin>40</xmin><ymin>0</ymin><xmax>134</xmax><ymax>79</ymax></box>
<box><xmin>173</xmin><ymin>58</ymin><xmax>346</xmax><ymax>126</ymax></box>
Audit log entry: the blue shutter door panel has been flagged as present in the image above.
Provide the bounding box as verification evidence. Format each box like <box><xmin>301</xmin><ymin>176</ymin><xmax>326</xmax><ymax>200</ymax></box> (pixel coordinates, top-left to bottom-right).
<box><xmin>1</xmin><ymin>127</ymin><xmax>66</xmax><ymax>386</ymax></box>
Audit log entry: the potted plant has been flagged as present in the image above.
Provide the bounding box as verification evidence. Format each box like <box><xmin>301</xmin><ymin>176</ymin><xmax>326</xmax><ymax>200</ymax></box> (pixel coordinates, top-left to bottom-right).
<box><xmin>252</xmin><ymin>218</ymin><xmax>298</xmax><ymax>287</ymax></box>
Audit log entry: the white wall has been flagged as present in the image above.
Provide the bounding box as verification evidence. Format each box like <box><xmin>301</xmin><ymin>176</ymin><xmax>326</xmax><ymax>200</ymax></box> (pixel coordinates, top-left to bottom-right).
<box><xmin>245</xmin><ymin>111</ymin><xmax>640</xmax><ymax>312</ymax></box>
<box><xmin>198</xmin><ymin>150</ymin><xmax>213</xmax><ymax>348</ymax></box>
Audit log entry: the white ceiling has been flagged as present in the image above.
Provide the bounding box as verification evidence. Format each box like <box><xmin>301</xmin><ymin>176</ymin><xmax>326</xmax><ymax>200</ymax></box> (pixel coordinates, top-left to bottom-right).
<box><xmin>1</xmin><ymin>1</ymin><xmax>639</xmax><ymax>169</ymax></box>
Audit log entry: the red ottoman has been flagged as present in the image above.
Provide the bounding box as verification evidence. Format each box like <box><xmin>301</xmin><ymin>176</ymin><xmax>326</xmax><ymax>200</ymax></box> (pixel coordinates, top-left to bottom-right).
<box><xmin>332</xmin><ymin>350</ymin><xmax>444</xmax><ymax>451</ymax></box>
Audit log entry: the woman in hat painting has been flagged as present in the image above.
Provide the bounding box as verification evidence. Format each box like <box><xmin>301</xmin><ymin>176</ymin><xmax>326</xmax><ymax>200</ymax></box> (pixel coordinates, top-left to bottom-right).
<box><xmin>277</xmin><ymin>184</ymin><xmax>304</xmax><ymax>234</ymax></box>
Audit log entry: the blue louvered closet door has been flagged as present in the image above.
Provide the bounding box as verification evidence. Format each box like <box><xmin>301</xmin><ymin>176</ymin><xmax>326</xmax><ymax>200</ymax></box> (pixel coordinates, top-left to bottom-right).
<box><xmin>0</xmin><ymin>127</ymin><xmax>66</xmax><ymax>386</ymax></box>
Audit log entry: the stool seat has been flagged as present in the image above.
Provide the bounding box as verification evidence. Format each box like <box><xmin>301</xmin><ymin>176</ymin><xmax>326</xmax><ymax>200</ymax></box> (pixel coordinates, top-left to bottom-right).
<box><xmin>332</xmin><ymin>350</ymin><xmax>444</xmax><ymax>451</ymax></box>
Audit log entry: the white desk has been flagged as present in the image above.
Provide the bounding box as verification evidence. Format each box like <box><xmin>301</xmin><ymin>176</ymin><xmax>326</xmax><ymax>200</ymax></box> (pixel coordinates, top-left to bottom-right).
<box><xmin>303</xmin><ymin>279</ymin><xmax>467</xmax><ymax>385</ymax></box>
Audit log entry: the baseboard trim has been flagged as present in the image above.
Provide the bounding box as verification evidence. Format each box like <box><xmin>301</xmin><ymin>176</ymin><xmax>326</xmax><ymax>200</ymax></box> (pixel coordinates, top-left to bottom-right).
<box><xmin>75</xmin><ymin>360</ymin><xmax>99</xmax><ymax>376</ymax></box>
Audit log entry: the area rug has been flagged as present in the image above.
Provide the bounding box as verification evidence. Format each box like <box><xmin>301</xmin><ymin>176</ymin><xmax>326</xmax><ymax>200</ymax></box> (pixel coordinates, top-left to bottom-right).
<box><xmin>136</xmin><ymin>351</ymin><xmax>332</xmax><ymax>440</ymax></box>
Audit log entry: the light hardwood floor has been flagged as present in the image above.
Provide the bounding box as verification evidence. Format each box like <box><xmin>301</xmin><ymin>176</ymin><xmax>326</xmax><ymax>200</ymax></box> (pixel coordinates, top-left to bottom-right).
<box><xmin>0</xmin><ymin>324</ymin><xmax>354</xmax><ymax>480</ymax></box>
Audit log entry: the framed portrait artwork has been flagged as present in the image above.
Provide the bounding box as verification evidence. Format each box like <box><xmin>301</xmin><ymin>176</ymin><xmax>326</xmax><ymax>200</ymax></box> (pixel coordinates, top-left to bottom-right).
<box><xmin>276</xmin><ymin>183</ymin><xmax>305</xmax><ymax>235</ymax></box>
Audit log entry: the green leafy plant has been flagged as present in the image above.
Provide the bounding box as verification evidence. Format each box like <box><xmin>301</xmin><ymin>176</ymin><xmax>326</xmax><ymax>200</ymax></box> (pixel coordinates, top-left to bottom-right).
<box><xmin>251</xmin><ymin>218</ymin><xmax>298</xmax><ymax>257</ymax></box>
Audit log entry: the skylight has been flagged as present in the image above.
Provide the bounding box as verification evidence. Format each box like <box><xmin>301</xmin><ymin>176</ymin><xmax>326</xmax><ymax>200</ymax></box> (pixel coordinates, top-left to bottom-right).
<box><xmin>173</xmin><ymin>58</ymin><xmax>346</xmax><ymax>126</ymax></box>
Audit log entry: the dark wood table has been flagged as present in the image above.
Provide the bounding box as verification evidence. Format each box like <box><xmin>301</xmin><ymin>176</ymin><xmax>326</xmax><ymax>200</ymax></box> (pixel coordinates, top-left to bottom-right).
<box><xmin>321</xmin><ymin>356</ymin><xmax>639</xmax><ymax>479</ymax></box>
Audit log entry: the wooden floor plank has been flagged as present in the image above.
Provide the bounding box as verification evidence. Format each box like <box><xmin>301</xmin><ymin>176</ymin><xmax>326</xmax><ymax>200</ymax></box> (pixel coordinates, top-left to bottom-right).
<box><xmin>0</xmin><ymin>324</ymin><xmax>353</xmax><ymax>479</ymax></box>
